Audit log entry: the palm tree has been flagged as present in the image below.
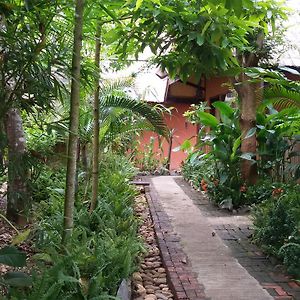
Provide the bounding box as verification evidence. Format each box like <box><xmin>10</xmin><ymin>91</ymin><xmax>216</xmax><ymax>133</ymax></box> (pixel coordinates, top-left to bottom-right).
<box><xmin>89</xmin><ymin>77</ymin><xmax>168</xmax><ymax>211</ymax></box>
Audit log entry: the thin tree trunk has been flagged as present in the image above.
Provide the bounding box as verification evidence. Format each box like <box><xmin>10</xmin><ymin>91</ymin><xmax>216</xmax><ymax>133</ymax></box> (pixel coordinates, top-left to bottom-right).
<box><xmin>62</xmin><ymin>0</ymin><xmax>84</xmax><ymax>244</ymax></box>
<box><xmin>5</xmin><ymin>108</ymin><xmax>28</xmax><ymax>225</ymax></box>
<box><xmin>81</xmin><ymin>143</ymin><xmax>88</xmax><ymax>175</ymax></box>
<box><xmin>0</xmin><ymin>119</ymin><xmax>5</xmax><ymax>173</ymax></box>
<box><xmin>90</xmin><ymin>24</ymin><xmax>101</xmax><ymax>213</ymax></box>
<box><xmin>75</xmin><ymin>141</ymin><xmax>81</xmax><ymax>195</ymax></box>
<box><xmin>166</xmin><ymin>131</ymin><xmax>173</xmax><ymax>171</ymax></box>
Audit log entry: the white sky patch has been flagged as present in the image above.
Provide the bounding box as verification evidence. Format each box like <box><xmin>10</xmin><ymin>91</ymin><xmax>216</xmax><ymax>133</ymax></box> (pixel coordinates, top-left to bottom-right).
<box><xmin>279</xmin><ymin>0</ymin><xmax>300</xmax><ymax>66</ymax></box>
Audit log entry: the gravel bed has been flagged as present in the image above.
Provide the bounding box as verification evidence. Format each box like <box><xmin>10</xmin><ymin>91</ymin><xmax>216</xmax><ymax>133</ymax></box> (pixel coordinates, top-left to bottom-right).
<box><xmin>132</xmin><ymin>194</ymin><xmax>174</xmax><ymax>300</ymax></box>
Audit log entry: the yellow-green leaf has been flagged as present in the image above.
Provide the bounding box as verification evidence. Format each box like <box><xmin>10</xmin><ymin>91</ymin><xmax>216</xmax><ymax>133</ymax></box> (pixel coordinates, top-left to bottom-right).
<box><xmin>135</xmin><ymin>0</ymin><xmax>143</xmax><ymax>10</ymax></box>
<box><xmin>12</xmin><ymin>229</ymin><xmax>31</xmax><ymax>246</ymax></box>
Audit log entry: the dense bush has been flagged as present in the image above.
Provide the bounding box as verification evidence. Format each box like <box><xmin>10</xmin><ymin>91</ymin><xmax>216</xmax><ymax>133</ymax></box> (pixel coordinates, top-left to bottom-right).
<box><xmin>182</xmin><ymin>100</ymin><xmax>300</xmax><ymax>209</ymax></box>
<box><xmin>182</xmin><ymin>152</ymin><xmax>245</xmax><ymax>209</ymax></box>
<box><xmin>6</xmin><ymin>154</ymin><xmax>142</xmax><ymax>299</ymax></box>
<box><xmin>252</xmin><ymin>185</ymin><xmax>300</xmax><ymax>278</ymax></box>
<box><xmin>181</xmin><ymin>153</ymin><xmax>215</xmax><ymax>188</ymax></box>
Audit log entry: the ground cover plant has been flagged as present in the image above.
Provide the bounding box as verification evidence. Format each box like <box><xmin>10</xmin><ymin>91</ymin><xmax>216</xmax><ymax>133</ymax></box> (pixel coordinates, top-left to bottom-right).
<box><xmin>252</xmin><ymin>185</ymin><xmax>300</xmax><ymax>279</ymax></box>
<box><xmin>0</xmin><ymin>154</ymin><xmax>143</xmax><ymax>299</ymax></box>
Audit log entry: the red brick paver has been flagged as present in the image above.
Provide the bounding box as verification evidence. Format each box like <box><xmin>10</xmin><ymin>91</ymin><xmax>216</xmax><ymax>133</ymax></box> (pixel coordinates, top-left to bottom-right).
<box><xmin>144</xmin><ymin>186</ymin><xmax>208</xmax><ymax>300</ymax></box>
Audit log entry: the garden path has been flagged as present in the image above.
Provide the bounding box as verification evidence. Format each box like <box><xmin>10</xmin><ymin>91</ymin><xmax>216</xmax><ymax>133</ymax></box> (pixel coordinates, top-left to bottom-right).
<box><xmin>150</xmin><ymin>176</ymin><xmax>298</xmax><ymax>300</ymax></box>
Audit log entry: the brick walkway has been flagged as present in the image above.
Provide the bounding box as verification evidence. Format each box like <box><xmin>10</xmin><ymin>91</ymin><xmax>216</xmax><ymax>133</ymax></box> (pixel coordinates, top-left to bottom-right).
<box><xmin>145</xmin><ymin>176</ymin><xmax>300</xmax><ymax>300</ymax></box>
<box><xmin>174</xmin><ymin>176</ymin><xmax>300</xmax><ymax>300</ymax></box>
<box><xmin>145</xmin><ymin>184</ymin><xmax>208</xmax><ymax>299</ymax></box>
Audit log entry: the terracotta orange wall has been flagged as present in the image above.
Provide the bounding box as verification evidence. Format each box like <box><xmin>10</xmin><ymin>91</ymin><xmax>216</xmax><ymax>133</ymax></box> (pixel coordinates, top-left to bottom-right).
<box><xmin>139</xmin><ymin>103</ymin><xmax>198</xmax><ymax>170</ymax></box>
<box><xmin>138</xmin><ymin>76</ymin><xmax>230</xmax><ymax>171</ymax></box>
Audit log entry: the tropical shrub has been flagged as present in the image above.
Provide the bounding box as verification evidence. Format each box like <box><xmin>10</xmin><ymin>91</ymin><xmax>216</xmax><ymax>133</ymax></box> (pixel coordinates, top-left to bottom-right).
<box><xmin>182</xmin><ymin>101</ymin><xmax>246</xmax><ymax>208</ymax></box>
<box><xmin>5</xmin><ymin>154</ymin><xmax>142</xmax><ymax>299</ymax></box>
<box><xmin>252</xmin><ymin>185</ymin><xmax>300</xmax><ymax>278</ymax></box>
<box><xmin>181</xmin><ymin>152</ymin><xmax>215</xmax><ymax>189</ymax></box>
<box><xmin>134</xmin><ymin>136</ymin><xmax>168</xmax><ymax>173</ymax></box>
<box><xmin>182</xmin><ymin>83</ymin><xmax>300</xmax><ymax>209</ymax></box>
<box><xmin>243</xmin><ymin>180</ymin><xmax>289</xmax><ymax>204</ymax></box>
<box><xmin>255</xmin><ymin>106</ymin><xmax>300</xmax><ymax>182</ymax></box>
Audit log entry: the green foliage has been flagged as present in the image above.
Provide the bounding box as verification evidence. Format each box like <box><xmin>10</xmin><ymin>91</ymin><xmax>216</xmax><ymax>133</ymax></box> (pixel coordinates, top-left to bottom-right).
<box><xmin>252</xmin><ymin>186</ymin><xmax>300</xmax><ymax>278</ymax></box>
<box><xmin>0</xmin><ymin>0</ymin><xmax>70</xmax><ymax>119</ymax></box>
<box><xmin>134</xmin><ymin>137</ymin><xmax>166</xmax><ymax>173</ymax></box>
<box><xmin>0</xmin><ymin>246</ymin><xmax>26</xmax><ymax>267</ymax></box>
<box><xmin>255</xmin><ymin>105</ymin><xmax>300</xmax><ymax>182</ymax></box>
<box><xmin>183</xmin><ymin>73</ymin><xmax>300</xmax><ymax>210</ymax></box>
<box><xmin>0</xmin><ymin>246</ymin><xmax>32</xmax><ymax>289</ymax></box>
<box><xmin>279</xmin><ymin>236</ymin><xmax>300</xmax><ymax>278</ymax></box>
<box><xmin>182</xmin><ymin>152</ymin><xmax>215</xmax><ymax>188</ymax></box>
<box><xmin>5</xmin><ymin>154</ymin><xmax>141</xmax><ymax>299</ymax></box>
<box><xmin>182</xmin><ymin>101</ymin><xmax>245</xmax><ymax>209</ymax></box>
<box><xmin>118</xmin><ymin>0</ymin><xmax>286</xmax><ymax>80</ymax></box>
<box><xmin>99</xmin><ymin>79</ymin><xmax>169</xmax><ymax>145</ymax></box>
<box><xmin>243</xmin><ymin>180</ymin><xmax>279</xmax><ymax>204</ymax></box>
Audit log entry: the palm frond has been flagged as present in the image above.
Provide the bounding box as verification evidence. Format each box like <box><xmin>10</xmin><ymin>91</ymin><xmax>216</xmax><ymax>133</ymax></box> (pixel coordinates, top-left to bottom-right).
<box><xmin>100</xmin><ymin>94</ymin><xmax>169</xmax><ymax>139</ymax></box>
<box><xmin>101</xmin><ymin>119</ymin><xmax>157</xmax><ymax>147</ymax></box>
<box><xmin>99</xmin><ymin>77</ymin><xmax>134</xmax><ymax>98</ymax></box>
<box><xmin>263</xmin><ymin>85</ymin><xmax>300</xmax><ymax>110</ymax></box>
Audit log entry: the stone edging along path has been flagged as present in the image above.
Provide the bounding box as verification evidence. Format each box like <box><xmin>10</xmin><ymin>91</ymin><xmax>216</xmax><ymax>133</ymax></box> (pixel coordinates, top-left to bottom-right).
<box><xmin>143</xmin><ymin>181</ymin><xmax>209</xmax><ymax>300</ymax></box>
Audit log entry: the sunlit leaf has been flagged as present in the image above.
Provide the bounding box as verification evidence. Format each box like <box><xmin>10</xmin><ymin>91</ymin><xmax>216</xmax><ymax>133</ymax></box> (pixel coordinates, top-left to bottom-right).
<box><xmin>12</xmin><ymin>229</ymin><xmax>31</xmax><ymax>246</ymax></box>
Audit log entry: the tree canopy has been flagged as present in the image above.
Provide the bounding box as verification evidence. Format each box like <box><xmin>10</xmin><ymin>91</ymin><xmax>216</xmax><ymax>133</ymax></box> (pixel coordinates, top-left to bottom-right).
<box><xmin>117</xmin><ymin>0</ymin><xmax>286</xmax><ymax>80</ymax></box>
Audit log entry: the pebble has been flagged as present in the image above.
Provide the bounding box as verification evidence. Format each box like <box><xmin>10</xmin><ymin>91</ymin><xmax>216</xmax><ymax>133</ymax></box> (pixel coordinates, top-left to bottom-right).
<box><xmin>132</xmin><ymin>272</ymin><xmax>143</xmax><ymax>282</ymax></box>
<box><xmin>132</xmin><ymin>195</ymin><xmax>174</xmax><ymax>300</ymax></box>
<box><xmin>154</xmin><ymin>277</ymin><xmax>167</xmax><ymax>284</ymax></box>
<box><xmin>155</xmin><ymin>292</ymin><xmax>168</xmax><ymax>300</ymax></box>
<box><xmin>145</xmin><ymin>295</ymin><xmax>157</xmax><ymax>300</ymax></box>
<box><xmin>136</xmin><ymin>283</ymin><xmax>147</xmax><ymax>297</ymax></box>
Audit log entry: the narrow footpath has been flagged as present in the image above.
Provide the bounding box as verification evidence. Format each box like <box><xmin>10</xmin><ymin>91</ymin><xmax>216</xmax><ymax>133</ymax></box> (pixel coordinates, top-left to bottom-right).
<box><xmin>149</xmin><ymin>176</ymin><xmax>300</xmax><ymax>300</ymax></box>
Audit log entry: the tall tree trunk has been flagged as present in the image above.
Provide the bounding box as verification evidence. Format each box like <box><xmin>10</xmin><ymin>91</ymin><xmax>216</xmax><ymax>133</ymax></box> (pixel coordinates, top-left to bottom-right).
<box><xmin>62</xmin><ymin>0</ymin><xmax>84</xmax><ymax>244</ymax></box>
<box><xmin>5</xmin><ymin>108</ymin><xmax>28</xmax><ymax>225</ymax></box>
<box><xmin>90</xmin><ymin>24</ymin><xmax>101</xmax><ymax>213</ymax></box>
<box><xmin>235</xmin><ymin>70</ymin><xmax>263</xmax><ymax>185</ymax></box>
<box><xmin>235</xmin><ymin>75</ymin><xmax>259</xmax><ymax>184</ymax></box>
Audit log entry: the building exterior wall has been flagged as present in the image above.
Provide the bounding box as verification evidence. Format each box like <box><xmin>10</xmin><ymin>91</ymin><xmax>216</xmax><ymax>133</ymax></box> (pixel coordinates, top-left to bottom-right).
<box><xmin>138</xmin><ymin>77</ymin><xmax>231</xmax><ymax>171</ymax></box>
<box><xmin>205</xmin><ymin>76</ymin><xmax>230</xmax><ymax>101</ymax></box>
<box><xmin>139</xmin><ymin>103</ymin><xmax>198</xmax><ymax>170</ymax></box>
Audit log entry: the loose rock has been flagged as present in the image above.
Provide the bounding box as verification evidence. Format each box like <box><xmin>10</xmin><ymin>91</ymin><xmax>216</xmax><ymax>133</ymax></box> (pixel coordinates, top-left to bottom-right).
<box><xmin>132</xmin><ymin>194</ymin><xmax>174</xmax><ymax>300</ymax></box>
